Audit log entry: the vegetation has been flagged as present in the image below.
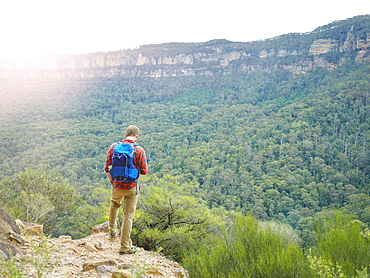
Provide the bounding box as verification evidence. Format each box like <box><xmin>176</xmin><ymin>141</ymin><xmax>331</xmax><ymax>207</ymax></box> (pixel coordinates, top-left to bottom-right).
<box><xmin>183</xmin><ymin>211</ymin><xmax>370</xmax><ymax>278</ymax></box>
<box><xmin>184</xmin><ymin>214</ymin><xmax>313</xmax><ymax>278</ymax></box>
<box><xmin>0</xmin><ymin>168</ymin><xmax>101</xmax><ymax>238</ymax></box>
<box><xmin>311</xmin><ymin>211</ymin><xmax>370</xmax><ymax>276</ymax></box>
<box><xmin>133</xmin><ymin>175</ymin><xmax>224</xmax><ymax>260</ymax></box>
<box><xmin>0</xmin><ymin>15</ymin><xmax>369</xmax><ymax>276</ymax></box>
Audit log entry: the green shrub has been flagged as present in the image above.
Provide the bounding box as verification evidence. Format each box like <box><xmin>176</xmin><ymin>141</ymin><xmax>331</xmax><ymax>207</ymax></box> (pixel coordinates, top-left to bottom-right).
<box><xmin>313</xmin><ymin>211</ymin><xmax>370</xmax><ymax>277</ymax></box>
<box><xmin>0</xmin><ymin>168</ymin><xmax>100</xmax><ymax>238</ymax></box>
<box><xmin>183</xmin><ymin>214</ymin><xmax>314</xmax><ymax>278</ymax></box>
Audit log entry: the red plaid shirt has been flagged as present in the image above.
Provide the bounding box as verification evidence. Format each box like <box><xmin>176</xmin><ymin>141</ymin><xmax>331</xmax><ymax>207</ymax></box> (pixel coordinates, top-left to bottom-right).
<box><xmin>105</xmin><ymin>139</ymin><xmax>148</xmax><ymax>189</ymax></box>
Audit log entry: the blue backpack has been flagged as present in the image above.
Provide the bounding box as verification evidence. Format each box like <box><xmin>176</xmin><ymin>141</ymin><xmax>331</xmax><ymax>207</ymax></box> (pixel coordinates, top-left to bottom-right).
<box><xmin>109</xmin><ymin>142</ymin><xmax>139</xmax><ymax>182</ymax></box>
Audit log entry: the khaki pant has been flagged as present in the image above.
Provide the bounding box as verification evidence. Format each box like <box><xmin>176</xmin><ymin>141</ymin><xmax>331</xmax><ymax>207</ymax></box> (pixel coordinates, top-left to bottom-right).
<box><xmin>109</xmin><ymin>186</ymin><xmax>138</xmax><ymax>252</ymax></box>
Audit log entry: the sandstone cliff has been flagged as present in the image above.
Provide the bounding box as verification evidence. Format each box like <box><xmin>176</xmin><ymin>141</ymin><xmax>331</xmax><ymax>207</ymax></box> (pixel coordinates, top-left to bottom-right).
<box><xmin>1</xmin><ymin>15</ymin><xmax>369</xmax><ymax>79</ymax></box>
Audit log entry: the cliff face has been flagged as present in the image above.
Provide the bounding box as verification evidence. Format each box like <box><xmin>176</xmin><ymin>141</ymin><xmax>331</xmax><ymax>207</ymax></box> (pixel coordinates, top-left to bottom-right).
<box><xmin>1</xmin><ymin>16</ymin><xmax>370</xmax><ymax>79</ymax></box>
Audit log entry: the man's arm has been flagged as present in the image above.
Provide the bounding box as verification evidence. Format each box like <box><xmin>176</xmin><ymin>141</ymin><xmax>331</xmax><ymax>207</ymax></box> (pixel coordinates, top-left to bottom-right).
<box><xmin>105</xmin><ymin>144</ymin><xmax>115</xmax><ymax>183</ymax></box>
<box><xmin>135</xmin><ymin>147</ymin><xmax>148</xmax><ymax>175</ymax></box>
<box><xmin>106</xmin><ymin>172</ymin><xmax>113</xmax><ymax>183</ymax></box>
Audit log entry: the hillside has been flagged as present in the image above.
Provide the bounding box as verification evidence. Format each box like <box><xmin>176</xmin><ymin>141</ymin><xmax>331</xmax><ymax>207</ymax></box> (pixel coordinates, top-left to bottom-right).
<box><xmin>0</xmin><ymin>15</ymin><xmax>369</xmax><ymax>78</ymax></box>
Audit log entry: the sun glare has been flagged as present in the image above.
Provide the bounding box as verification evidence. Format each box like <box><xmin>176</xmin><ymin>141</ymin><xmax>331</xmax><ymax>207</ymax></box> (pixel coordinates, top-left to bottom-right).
<box><xmin>0</xmin><ymin>47</ymin><xmax>53</xmax><ymax>69</ymax></box>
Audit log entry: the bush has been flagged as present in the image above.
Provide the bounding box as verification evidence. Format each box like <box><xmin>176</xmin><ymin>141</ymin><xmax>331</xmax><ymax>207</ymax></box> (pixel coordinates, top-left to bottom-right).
<box><xmin>132</xmin><ymin>175</ymin><xmax>224</xmax><ymax>261</ymax></box>
<box><xmin>312</xmin><ymin>211</ymin><xmax>370</xmax><ymax>277</ymax></box>
<box><xmin>183</xmin><ymin>214</ymin><xmax>314</xmax><ymax>278</ymax></box>
<box><xmin>0</xmin><ymin>168</ymin><xmax>94</xmax><ymax>237</ymax></box>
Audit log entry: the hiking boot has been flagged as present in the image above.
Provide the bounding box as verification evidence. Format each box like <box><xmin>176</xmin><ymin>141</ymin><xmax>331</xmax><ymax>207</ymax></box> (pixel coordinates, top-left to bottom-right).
<box><xmin>109</xmin><ymin>233</ymin><xmax>118</xmax><ymax>239</ymax></box>
<box><xmin>119</xmin><ymin>247</ymin><xmax>137</xmax><ymax>255</ymax></box>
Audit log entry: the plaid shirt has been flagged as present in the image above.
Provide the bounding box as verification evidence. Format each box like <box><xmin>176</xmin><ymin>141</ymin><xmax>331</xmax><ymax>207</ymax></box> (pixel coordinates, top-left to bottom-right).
<box><xmin>105</xmin><ymin>139</ymin><xmax>148</xmax><ymax>189</ymax></box>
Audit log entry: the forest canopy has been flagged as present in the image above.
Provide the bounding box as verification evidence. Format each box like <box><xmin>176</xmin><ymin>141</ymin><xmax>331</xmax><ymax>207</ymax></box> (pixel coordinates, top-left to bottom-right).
<box><xmin>0</xmin><ymin>61</ymin><xmax>369</xmax><ymax>235</ymax></box>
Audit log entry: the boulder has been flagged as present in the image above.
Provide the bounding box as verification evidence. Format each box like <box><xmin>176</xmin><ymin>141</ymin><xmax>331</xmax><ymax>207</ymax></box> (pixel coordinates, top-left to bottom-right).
<box><xmin>0</xmin><ymin>208</ymin><xmax>20</xmax><ymax>235</ymax></box>
<box><xmin>8</xmin><ymin>231</ymin><xmax>25</xmax><ymax>245</ymax></box>
<box><xmin>0</xmin><ymin>241</ymin><xmax>23</xmax><ymax>260</ymax></box>
<box><xmin>0</xmin><ymin>209</ymin><xmax>26</xmax><ymax>260</ymax></box>
<box><xmin>92</xmin><ymin>221</ymin><xmax>109</xmax><ymax>233</ymax></box>
<box><xmin>16</xmin><ymin>220</ymin><xmax>44</xmax><ymax>236</ymax></box>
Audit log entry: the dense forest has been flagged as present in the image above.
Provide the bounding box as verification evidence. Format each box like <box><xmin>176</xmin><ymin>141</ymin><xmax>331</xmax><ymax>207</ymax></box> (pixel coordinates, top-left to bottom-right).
<box><xmin>1</xmin><ymin>62</ymin><xmax>369</xmax><ymax>226</ymax></box>
<box><xmin>1</xmin><ymin>15</ymin><xmax>370</xmax><ymax>277</ymax></box>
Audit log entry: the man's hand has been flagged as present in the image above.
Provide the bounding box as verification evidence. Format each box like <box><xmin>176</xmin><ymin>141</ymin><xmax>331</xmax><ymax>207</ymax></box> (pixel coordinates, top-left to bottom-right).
<box><xmin>106</xmin><ymin>172</ymin><xmax>113</xmax><ymax>183</ymax></box>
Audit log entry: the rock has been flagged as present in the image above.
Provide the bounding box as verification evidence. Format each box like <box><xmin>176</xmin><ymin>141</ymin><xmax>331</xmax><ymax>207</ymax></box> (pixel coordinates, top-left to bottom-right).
<box><xmin>16</xmin><ymin>220</ymin><xmax>44</xmax><ymax>236</ymax></box>
<box><xmin>0</xmin><ymin>208</ymin><xmax>21</xmax><ymax>235</ymax></box>
<box><xmin>112</xmin><ymin>269</ymin><xmax>132</xmax><ymax>278</ymax></box>
<box><xmin>92</xmin><ymin>221</ymin><xmax>109</xmax><ymax>233</ymax></box>
<box><xmin>58</xmin><ymin>235</ymin><xmax>73</xmax><ymax>243</ymax></box>
<box><xmin>68</xmin><ymin>247</ymin><xmax>81</xmax><ymax>254</ymax></box>
<box><xmin>96</xmin><ymin>264</ymin><xmax>113</xmax><ymax>273</ymax></box>
<box><xmin>120</xmin><ymin>263</ymin><xmax>132</xmax><ymax>269</ymax></box>
<box><xmin>84</xmin><ymin>242</ymin><xmax>98</xmax><ymax>252</ymax></box>
<box><xmin>94</xmin><ymin>242</ymin><xmax>104</xmax><ymax>250</ymax></box>
<box><xmin>1</xmin><ymin>17</ymin><xmax>369</xmax><ymax>79</ymax></box>
<box><xmin>15</xmin><ymin>219</ymin><xmax>25</xmax><ymax>230</ymax></box>
<box><xmin>8</xmin><ymin>231</ymin><xmax>25</xmax><ymax>245</ymax></box>
<box><xmin>82</xmin><ymin>260</ymin><xmax>117</xmax><ymax>271</ymax></box>
<box><xmin>0</xmin><ymin>209</ymin><xmax>26</xmax><ymax>259</ymax></box>
<box><xmin>309</xmin><ymin>39</ymin><xmax>337</xmax><ymax>55</ymax></box>
<box><xmin>147</xmin><ymin>266</ymin><xmax>165</xmax><ymax>276</ymax></box>
<box><xmin>0</xmin><ymin>241</ymin><xmax>23</xmax><ymax>260</ymax></box>
<box><xmin>0</xmin><ymin>210</ymin><xmax>189</xmax><ymax>277</ymax></box>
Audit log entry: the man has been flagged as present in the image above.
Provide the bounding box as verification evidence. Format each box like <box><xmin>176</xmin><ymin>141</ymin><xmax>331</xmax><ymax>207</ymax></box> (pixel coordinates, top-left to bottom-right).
<box><xmin>105</xmin><ymin>125</ymin><xmax>148</xmax><ymax>255</ymax></box>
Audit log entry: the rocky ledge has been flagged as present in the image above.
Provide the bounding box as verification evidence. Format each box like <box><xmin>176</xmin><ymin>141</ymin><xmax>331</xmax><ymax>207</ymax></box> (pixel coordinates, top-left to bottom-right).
<box><xmin>0</xmin><ymin>209</ymin><xmax>188</xmax><ymax>278</ymax></box>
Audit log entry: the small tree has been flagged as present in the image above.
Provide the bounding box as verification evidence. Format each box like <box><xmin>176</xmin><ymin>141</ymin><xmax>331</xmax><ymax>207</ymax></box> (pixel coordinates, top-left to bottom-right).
<box><xmin>0</xmin><ymin>168</ymin><xmax>89</xmax><ymax>237</ymax></box>
<box><xmin>133</xmin><ymin>174</ymin><xmax>224</xmax><ymax>261</ymax></box>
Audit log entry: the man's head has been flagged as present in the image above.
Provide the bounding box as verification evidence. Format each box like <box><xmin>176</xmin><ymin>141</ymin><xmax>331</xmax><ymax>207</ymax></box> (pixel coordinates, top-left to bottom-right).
<box><xmin>126</xmin><ymin>125</ymin><xmax>140</xmax><ymax>138</ymax></box>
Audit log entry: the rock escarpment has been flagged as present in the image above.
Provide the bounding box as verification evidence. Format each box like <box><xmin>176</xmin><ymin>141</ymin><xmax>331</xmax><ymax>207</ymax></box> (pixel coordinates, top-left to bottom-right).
<box><xmin>1</xmin><ymin>16</ymin><xmax>369</xmax><ymax>79</ymax></box>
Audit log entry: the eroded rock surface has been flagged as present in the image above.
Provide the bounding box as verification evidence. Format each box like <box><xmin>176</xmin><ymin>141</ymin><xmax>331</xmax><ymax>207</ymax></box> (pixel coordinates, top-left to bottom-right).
<box><xmin>0</xmin><ymin>209</ymin><xmax>188</xmax><ymax>278</ymax></box>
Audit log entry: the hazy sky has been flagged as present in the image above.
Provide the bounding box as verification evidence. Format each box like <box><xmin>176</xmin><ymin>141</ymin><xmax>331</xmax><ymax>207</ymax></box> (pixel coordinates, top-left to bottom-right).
<box><xmin>0</xmin><ymin>0</ymin><xmax>369</xmax><ymax>58</ymax></box>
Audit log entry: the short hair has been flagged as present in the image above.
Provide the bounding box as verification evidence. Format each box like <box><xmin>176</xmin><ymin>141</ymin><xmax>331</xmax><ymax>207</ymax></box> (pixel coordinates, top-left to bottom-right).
<box><xmin>126</xmin><ymin>125</ymin><xmax>140</xmax><ymax>137</ymax></box>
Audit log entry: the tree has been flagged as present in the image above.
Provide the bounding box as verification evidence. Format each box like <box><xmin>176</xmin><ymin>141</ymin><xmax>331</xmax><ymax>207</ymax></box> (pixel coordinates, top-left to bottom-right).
<box><xmin>0</xmin><ymin>167</ymin><xmax>96</xmax><ymax>237</ymax></box>
<box><xmin>132</xmin><ymin>175</ymin><xmax>224</xmax><ymax>261</ymax></box>
<box><xmin>344</xmin><ymin>193</ymin><xmax>370</xmax><ymax>224</ymax></box>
